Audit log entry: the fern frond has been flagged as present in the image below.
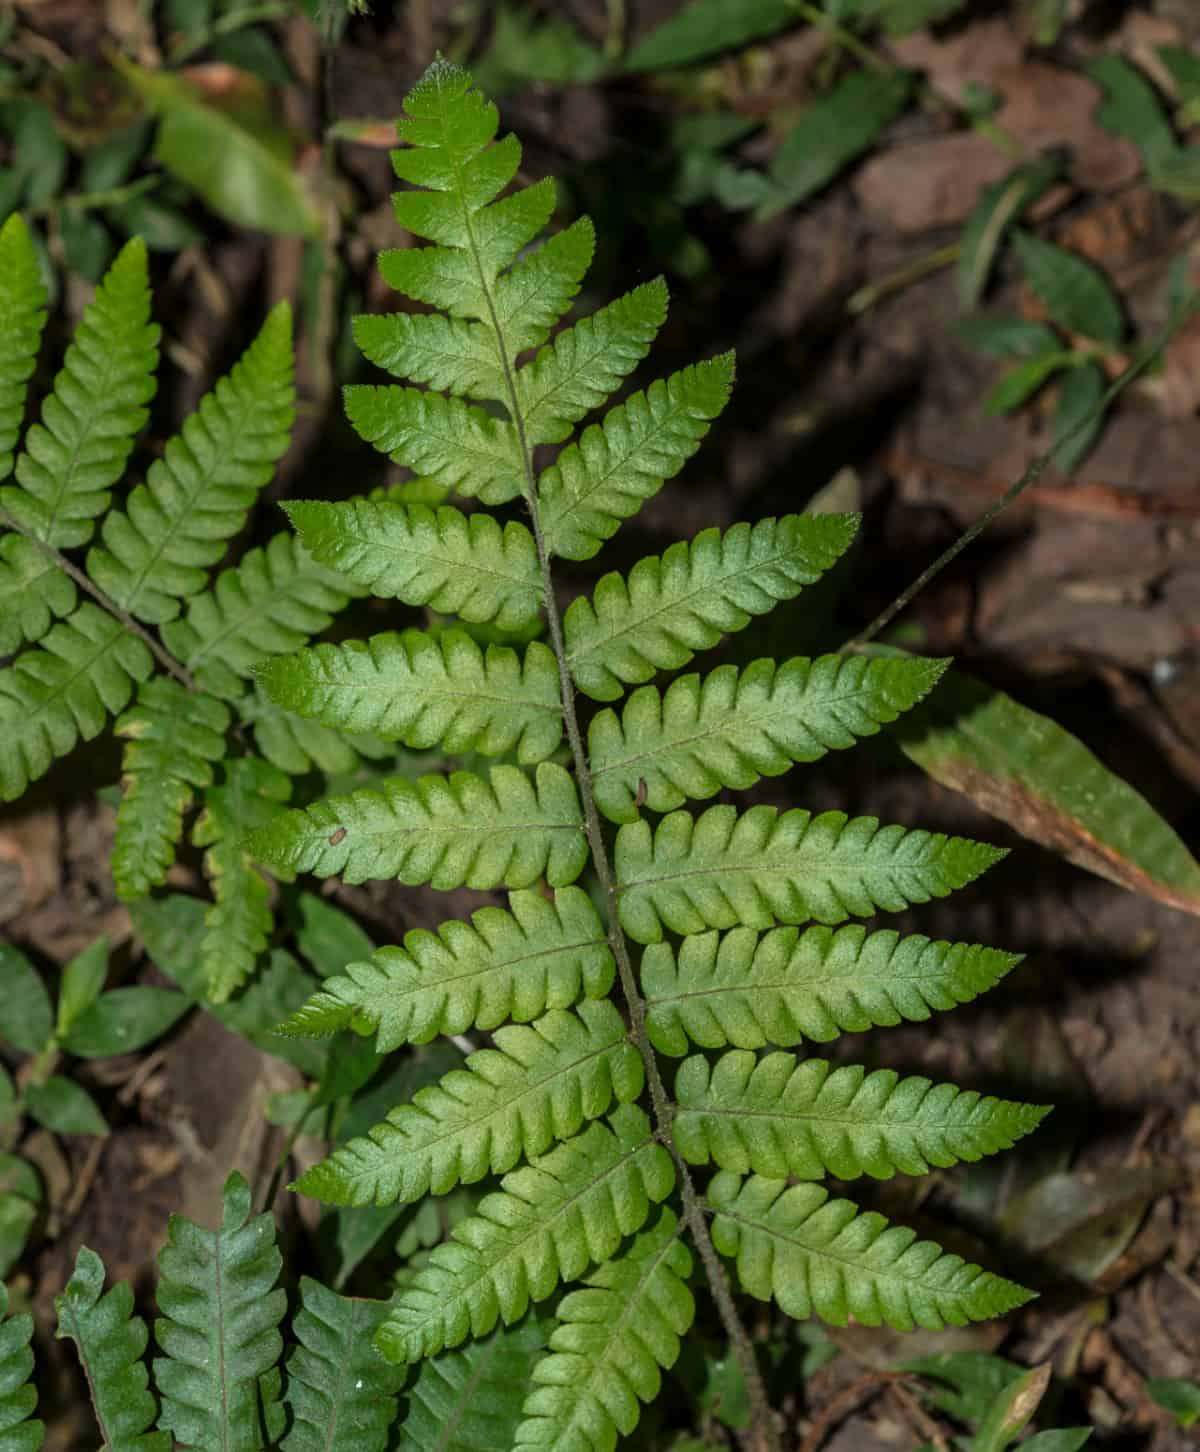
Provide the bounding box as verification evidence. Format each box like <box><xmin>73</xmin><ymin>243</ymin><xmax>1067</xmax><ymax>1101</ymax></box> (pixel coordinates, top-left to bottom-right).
<box><xmin>0</xmin><ymin>214</ymin><xmax>47</xmax><ymax>482</ymax></box>
<box><xmin>112</xmin><ymin>680</ymin><xmax>232</xmax><ymax>900</ymax></box>
<box><xmin>87</xmin><ymin>305</ymin><xmax>295</xmax><ymax>624</ymax></box>
<box><xmin>0</xmin><ymin>534</ymin><xmax>75</xmax><ymax>654</ymax></box>
<box><xmin>590</xmin><ymin>654</ymin><xmax>947</xmax><ymax>822</ymax></box>
<box><xmin>238</xmin><ymin>685</ymin><xmax>392</xmax><ymax>776</ymax></box>
<box><xmin>377</xmin><ymin>1105</ymin><xmax>675</xmax><ymax>1363</ymax></box>
<box><xmin>673</xmin><ymin>1054</ymin><xmax>1049</xmax><ymax>1180</ymax></box>
<box><xmin>0</xmin><ymin>1279</ymin><xmax>43</xmax><ymax>1452</ymax></box>
<box><xmin>54</xmin><ymin>1247</ymin><xmax>168</xmax><ymax>1452</ymax></box>
<box><xmin>344</xmin><ymin>386</ymin><xmax>523</xmax><ymax>506</ymax></box>
<box><xmin>517</xmin><ymin>280</ymin><xmax>669</xmax><ymax>447</ymax></box>
<box><xmin>707</xmin><ymin>1173</ymin><xmax>1033</xmax><ymax>1331</ymax></box>
<box><xmin>281</xmin><ymin>1278</ymin><xmax>405</xmax><ymax>1452</ymax></box>
<box><xmin>160</xmin><ymin>532</ymin><xmax>359</xmax><ymax>699</ymax></box>
<box><xmin>154</xmin><ymin>1173</ymin><xmax>287</xmax><ymax>1452</ymax></box>
<box><xmin>292</xmin><ymin>999</ymin><xmax>642</xmax><ymax>1207</ymax></box>
<box><xmin>616</xmin><ymin>804</ymin><xmax>1005</xmax><ymax>944</ymax></box>
<box><xmin>641</xmin><ymin>925</ymin><xmax>1023</xmax><ymax>1056</ymax></box>
<box><xmin>564</xmin><ymin>515</ymin><xmax>858</xmax><ymax>701</ymax></box>
<box><xmin>0</xmin><ymin>240</ymin><xmax>158</xmax><ymax>548</ymax></box>
<box><xmin>0</xmin><ymin>602</ymin><xmax>154</xmax><ymax>801</ymax></box>
<box><xmin>540</xmin><ymin>355</ymin><xmax>735</xmax><ymax>563</ymax></box>
<box><xmin>257</xmin><ymin>630</ymin><xmax>563</xmax><ymax>764</ymax></box>
<box><xmin>278</xmin><ymin>886</ymin><xmax>614</xmax><ymax>1048</ymax></box>
<box><xmin>395</xmin><ymin>1320</ymin><xmax>547</xmax><ymax>1452</ymax></box>
<box><xmin>249</xmin><ymin>761</ymin><xmax>587</xmax><ymax>889</ymax></box>
<box><xmin>513</xmin><ymin>1208</ymin><xmax>694</xmax><ymax>1452</ymax></box>
<box><xmin>193</xmin><ymin>757</ymin><xmax>292</xmax><ymax>1003</ymax></box>
<box><xmin>284</xmin><ymin>499</ymin><xmax>543</xmax><ymax>631</ymax></box>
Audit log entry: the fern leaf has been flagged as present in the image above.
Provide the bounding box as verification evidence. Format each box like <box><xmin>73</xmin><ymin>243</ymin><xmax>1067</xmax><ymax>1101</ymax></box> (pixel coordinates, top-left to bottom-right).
<box><xmin>284</xmin><ymin>499</ymin><xmax>542</xmax><ymax>632</ymax></box>
<box><xmin>673</xmin><ymin>1054</ymin><xmax>1049</xmax><ymax>1180</ymax></box>
<box><xmin>564</xmin><ymin>515</ymin><xmax>858</xmax><ymax>700</ymax></box>
<box><xmin>707</xmin><ymin>1173</ymin><xmax>1034</xmax><ymax>1331</ymax></box>
<box><xmin>154</xmin><ymin>1172</ymin><xmax>287</xmax><ymax>1452</ymax></box>
<box><xmin>0</xmin><ymin>1279</ymin><xmax>43</xmax><ymax>1452</ymax></box>
<box><xmin>257</xmin><ymin>630</ymin><xmax>563</xmax><ymax>764</ymax></box>
<box><xmin>0</xmin><ymin>602</ymin><xmax>154</xmax><ymax>801</ymax></box>
<box><xmin>513</xmin><ymin>1208</ymin><xmax>694</xmax><ymax>1452</ymax></box>
<box><xmin>516</xmin><ymin>280</ymin><xmax>669</xmax><ymax>447</ymax></box>
<box><xmin>344</xmin><ymin>386</ymin><xmax>523</xmax><ymax>506</ymax></box>
<box><xmin>377</xmin><ymin>1105</ymin><xmax>675</xmax><ymax>1363</ymax></box>
<box><xmin>590</xmin><ymin>654</ymin><xmax>947</xmax><ymax>822</ymax></box>
<box><xmin>53</xmin><ymin>1247</ymin><xmax>168</xmax><ymax>1452</ymax></box>
<box><xmin>249</xmin><ymin>761</ymin><xmax>587</xmax><ymax>889</ymax></box>
<box><xmin>278</xmin><ymin>886</ymin><xmax>614</xmax><ymax>1049</ymax></box>
<box><xmin>540</xmin><ymin>355</ymin><xmax>734</xmax><ymax>563</ymax></box>
<box><xmin>641</xmin><ymin>924</ymin><xmax>1023</xmax><ymax>1057</ymax></box>
<box><xmin>0</xmin><ymin>214</ymin><xmax>47</xmax><ymax>482</ymax></box>
<box><xmin>238</xmin><ymin>684</ymin><xmax>392</xmax><ymax>776</ymax></box>
<box><xmin>112</xmin><ymin>680</ymin><xmax>231</xmax><ymax>900</ymax></box>
<box><xmin>87</xmin><ymin>305</ymin><xmax>295</xmax><ymax>624</ymax></box>
<box><xmin>0</xmin><ymin>240</ymin><xmax>158</xmax><ymax>548</ymax></box>
<box><xmin>616</xmin><ymin>803</ymin><xmax>1006</xmax><ymax>944</ymax></box>
<box><xmin>395</xmin><ymin>1320</ymin><xmax>547</xmax><ymax>1452</ymax></box>
<box><xmin>292</xmin><ymin>999</ymin><xmax>642</xmax><ymax>1207</ymax></box>
<box><xmin>281</xmin><ymin>1279</ymin><xmax>405</xmax><ymax>1452</ymax></box>
<box><xmin>491</xmin><ymin>218</ymin><xmax>595</xmax><ymax>354</ymax></box>
<box><xmin>353</xmin><ymin>310</ymin><xmax>505</xmax><ymax>403</ymax></box>
<box><xmin>0</xmin><ymin>534</ymin><xmax>75</xmax><ymax>654</ymax></box>
<box><xmin>160</xmin><ymin>532</ymin><xmax>359</xmax><ymax>699</ymax></box>
<box><xmin>193</xmin><ymin>757</ymin><xmax>292</xmax><ymax>1003</ymax></box>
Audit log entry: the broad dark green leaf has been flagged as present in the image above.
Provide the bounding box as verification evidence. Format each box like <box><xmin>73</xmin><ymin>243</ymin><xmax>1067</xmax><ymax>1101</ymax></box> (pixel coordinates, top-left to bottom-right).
<box><xmin>60</xmin><ymin>987</ymin><xmax>189</xmax><ymax>1059</ymax></box>
<box><xmin>54</xmin><ymin>939</ymin><xmax>109</xmax><ymax>1039</ymax></box>
<box><xmin>624</xmin><ymin>0</ymin><xmax>796</xmax><ymax>73</ymax></box>
<box><xmin>1144</xmin><ymin>1378</ymin><xmax>1200</xmax><ymax>1430</ymax></box>
<box><xmin>1012</xmin><ymin>231</ymin><xmax>1124</xmax><ymax>346</ymax></box>
<box><xmin>0</xmin><ymin>945</ymin><xmax>53</xmax><ymax>1054</ymax></box>
<box><xmin>1088</xmin><ymin>55</ymin><xmax>1178</xmax><ymax>175</ymax></box>
<box><xmin>982</xmin><ymin>351</ymin><xmax>1074</xmax><ymax>415</ymax></box>
<box><xmin>1051</xmin><ymin>359</ymin><xmax>1106</xmax><ymax>475</ymax></box>
<box><xmin>24</xmin><ymin>1076</ymin><xmax>108</xmax><ymax>1136</ymax></box>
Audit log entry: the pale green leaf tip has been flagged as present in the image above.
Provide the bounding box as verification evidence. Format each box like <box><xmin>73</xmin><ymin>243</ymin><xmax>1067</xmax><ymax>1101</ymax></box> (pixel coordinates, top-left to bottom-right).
<box><xmin>221</xmin><ymin>1169</ymin><xmax>253</xmax><ymax>1229</ymax></box>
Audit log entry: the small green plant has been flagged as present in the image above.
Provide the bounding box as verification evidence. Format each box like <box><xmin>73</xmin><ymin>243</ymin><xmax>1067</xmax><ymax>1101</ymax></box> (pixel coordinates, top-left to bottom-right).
<box><xmin>238</xmin><ymin>58</ymin><xmax>1052</xmax><ymax>1451</ymax></box>
<box><xmin>907</xmin><ymin>1352</ymin><xmax>1093</xmax><ymax>1451</ymax></box>
<box><xmin>0</xmin><ymin>937</ymin><xmax>188</xmax><ymax>1276</ymax></box>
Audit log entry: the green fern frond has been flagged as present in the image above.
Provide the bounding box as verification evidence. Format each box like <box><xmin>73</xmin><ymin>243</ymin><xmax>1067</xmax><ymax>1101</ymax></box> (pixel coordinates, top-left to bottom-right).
<box><xmin>0</xmin><ymin>239</ymin><xmax>158</xmax><ymax>548</ymax></box>
<box><xmin>53</xmin><ymin>1247</ymin><xmax>168</xmax><ymax>1452</ymax></box>
<box><xmin>0</xmin><ymin>215</ymin><xmax>47</xmax><ymax>482</ymax></box>
<box><xmin>0</xmin><ymin>535</ymin><xmax>75</xmax><ymax>654</ymax></box>
<box><xmin>238</xmin><ymin>684</ymin><xmax>392</xmax><ymax>776</ymax></box>
<box><xmin>154</xmin><ymin>1172</ymin><xmax>287</xmax><ymax>1452</ymax></box>
<box><xmin>0</xmin><ymin>1279</ymin><xmax>43</xmax><ymax>1452</ymax></box>
<box><xmin>249</xmin><ymin>762</ymin><xmax>587</xmax><ymax>888</ymax></box>
<box><xmin>284</xmin><ymin>499</ymin><xmax>543</xmax><ymax>632</ymax></box>
<box><xmin>564</xmin><ymin>515</ymin><xmax>858</xmax><ymax>701</ymax></box>
<box><xmin>395</xmin><ymin>1320</ymin><xmax>547</xmax><ymax>1452</ymax></box>
<box><xmin>590</xmin><ymin>654</ymin><xmax>947</xmax><ymax>822</ymax></box>
<box><xmin>112</xmin><ymin>680</ymin><xmax>232</xmax><ymax>900</ymax></box>
<box><xmin>377</xmin><ymin>1105</ymin><xmax>675</xmax><ymax>1364</ymax></box>
<box><xmin>281</xmin><ymin>1278</ymin><xmax>405</xmax><ymax>1452</ymax></box>
<box><xmin>540</xmin><ymin>354</ymin><xmax>734</xmax><ymax>563</ymax></box>
<box><xmin>641</xmin><ymin>925</ymin><xmax>1023</xmax><ymax>1056</ymax></box>
<box><xmin>513</xmin><ymin>1208</ymin><xmax>694</xmax><ymax>1452</ymax></box>
<box><xmin>257</xmin><ymin>630</ymin><xmax>563</xmax><ymax>764</ymax></box>
<box><xmin>344</xmin><ymin>386</ymin><xmax>523</xmax><ymax>506</ymax></box>
<box><xmin>193</xmin><ymin>757</ymin><xmax>292</xmax><ymax>1003</ymax></box>
<box><xmin>87</xmin><ymin>305</ymin><xmax>295</xmax><ymax>624</ymax></box>
<box><xmin>278</xmin><ymin>887</ymin><xmax>614</xmax><ymax>1048</ymax></box>
<box><xmin>672</xmin><ymin>1054</ymin><xmax>1049</xmax><ymax>1180</ymax></box>
<box><xmin>0</xmin><ymin>602</ymin><xmax>154</xmax><ymax>801</ymax></box>
<box><xmin>616</xmin><ymin>804</ymin><xmax>1005</xmax><ymax>944</ymax></box>
<box><xmin>292</xmin><ymin>1000</ymin><xmax>642</xmax><ymax>1207</ymax></box>
<box><xmin>707</xmin><ymin>1173</ymin><xmax>1033</xmax><ymax>1331</ymax></box>
<box><xmin>517</xmin><ymin>279</ymin><xmax>669</xmax><ymax>447</ymax></box>
<box><xmin>160</xmin><ymin>532</ymin><xmax>359</xmax><ymax>699</ymax></box>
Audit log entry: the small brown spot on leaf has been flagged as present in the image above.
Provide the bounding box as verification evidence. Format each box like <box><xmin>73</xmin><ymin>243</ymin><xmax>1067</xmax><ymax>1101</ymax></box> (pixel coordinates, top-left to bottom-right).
<box><xmin>328</xmin><ymin>828</ymin><xmax>347</xmax><ymax>845</ymax></box>
<box><xmin>635</xmin><ymin>777</ymin><xmax>648</xmax><ymax>809</ymax></box>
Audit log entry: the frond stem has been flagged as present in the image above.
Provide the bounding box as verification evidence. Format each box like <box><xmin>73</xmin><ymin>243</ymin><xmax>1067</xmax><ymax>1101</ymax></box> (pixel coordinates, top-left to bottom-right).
<box><xmin>0</xmin><ymin>505</ymin><xmax>198</xmax><ymax>692</ymax></box>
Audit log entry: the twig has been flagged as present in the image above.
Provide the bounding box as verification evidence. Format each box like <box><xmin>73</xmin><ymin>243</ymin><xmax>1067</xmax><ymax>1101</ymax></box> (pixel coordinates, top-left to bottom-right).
<box><xmin>0</xmin><ymin>506</ymin><xmax>198</xmax><ymax>691</ymax></box>
<box><xmin>797</xmin><ymin>1372</ymin><xmax>893</xmax><ymax>1452</ymax></box>
<box><xmin>889</xmin><ymin>1378</ymin><xmax>952</xmax><ymax>1452</ymax></box>
<box><xmin>842</xmin><ymin>294</ymin><xmax>1200</xmax><ymax>651</ymax></box>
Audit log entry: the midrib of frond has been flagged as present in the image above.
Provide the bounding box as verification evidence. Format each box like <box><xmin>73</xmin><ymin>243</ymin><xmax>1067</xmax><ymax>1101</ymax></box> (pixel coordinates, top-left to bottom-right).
<box><xmin>679</xmin><ymin>1101</ymin><xmax>987</xmax><ymax>1133</ymax></box>
<box><xmin>623</xmin><ymin>845</ymin><xmax>915</xmax><ymax>895</ymax></box>
<box><xmin>215</xmin><ymin>1234</ymin><xmax>231</xmax><ymax>1452</ymax></box>
<box><xmin>317</xmin><ymin>1299</ymin><xmax>363</xmax><ymax>1452</ymax></box>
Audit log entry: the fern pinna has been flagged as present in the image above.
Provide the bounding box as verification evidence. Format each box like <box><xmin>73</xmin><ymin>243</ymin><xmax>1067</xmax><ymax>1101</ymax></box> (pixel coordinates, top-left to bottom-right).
<box><xmin>0</xmin><ymin>218</ymin><xmax>380</xmax><ymax>1002</ymax></box>
<box><xmin>244</xmin><ymin>59</ymin><xmax>1049</xmax><ymax>1452</ymax></box>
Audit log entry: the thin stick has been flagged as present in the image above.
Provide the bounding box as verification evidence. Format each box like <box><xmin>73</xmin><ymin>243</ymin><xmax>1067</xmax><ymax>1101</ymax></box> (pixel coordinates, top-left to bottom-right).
<box><xmin>842</xmin><ymin>296</ymin><xmax>1200</xmax><ymax>652</ymax></box>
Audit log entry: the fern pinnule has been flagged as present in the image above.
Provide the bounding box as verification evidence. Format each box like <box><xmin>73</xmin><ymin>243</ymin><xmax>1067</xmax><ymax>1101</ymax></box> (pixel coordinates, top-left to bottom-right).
<box><xmin>278</xmin><ymin>887</ymin><xmax>614</xmax><ymax>1048</ymax></box>
<box><xmin>0</xmin><ymin>215</ymin><xmax>47</xmax><ymax>484</ymax></box>
<box><xmin>0</xmin><ymin>1279</ymin><xmax>43</xmax><ymax>1452</ymax></box>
